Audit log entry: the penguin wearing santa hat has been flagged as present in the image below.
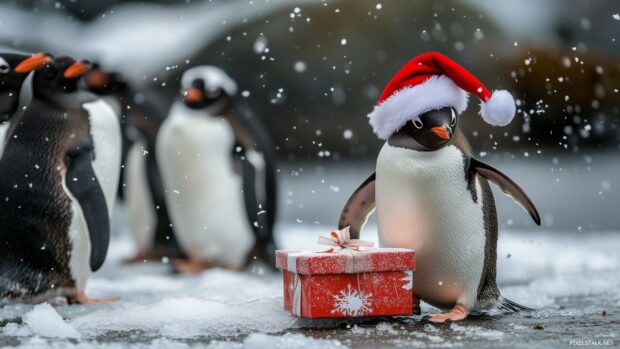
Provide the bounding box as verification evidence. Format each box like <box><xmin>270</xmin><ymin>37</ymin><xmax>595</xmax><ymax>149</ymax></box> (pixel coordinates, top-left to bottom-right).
<box><xmin>339</xmin><ymin>52</ymin><xmax>540</xmax><ymax>323</ymax></box>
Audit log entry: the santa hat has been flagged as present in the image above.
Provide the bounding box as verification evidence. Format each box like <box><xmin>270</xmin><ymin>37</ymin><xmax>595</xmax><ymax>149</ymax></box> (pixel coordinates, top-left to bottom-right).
<box><xmin>368</xmin><ymin>52</ymin><xmax>516</xmax><ymax>140</ymax></box>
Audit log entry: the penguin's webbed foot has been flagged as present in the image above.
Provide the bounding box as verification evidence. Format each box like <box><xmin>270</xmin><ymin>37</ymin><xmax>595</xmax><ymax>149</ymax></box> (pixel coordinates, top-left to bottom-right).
<box><xmin>122</xmin><ymin>251</ymin><xmax>149</xmax><ymax>264</ymax></box>
<box><xmin>67</xmin><ymin>293</ymin><xmax>120</xmax><ymax>305</ymax></box>
<box><xmin>421</xmin><ymin>303</ymin><xmax>468</xmax><ymax>323</ymax></box>
<box><xmin>172</xmin><ymin>258</ymin><xmax>210</xmax><ymax>274</ymax></box>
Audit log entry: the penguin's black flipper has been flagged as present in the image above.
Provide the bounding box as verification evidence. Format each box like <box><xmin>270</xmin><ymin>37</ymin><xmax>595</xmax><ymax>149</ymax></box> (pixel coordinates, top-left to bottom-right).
<box><xmin>469</xmin><ymin>158</ymin><xmax>541</xmax><ymax>226</ymax></box>
<box><xmin>233</xmin><ymin>142</ymin><xmax>277</xmax><ymax>269</ymax></box>
<box><xmin>225</xmin><ymin>107</ymin><xmax>278</xmax><ymax>267</ymax></box>
<box><xmin>64</xmin><ymin>137</ymin><xmax>110</xmax><ymax>272</ymax></box>
<box><xmin>225</xmin><ymin>108</ymin><xmax>278</xmax><ymax>235</ymax></box>
<box><xmin>338</xmin><ymin>172</ymin><xmax>376</xmax><ymax>239</ymax></box>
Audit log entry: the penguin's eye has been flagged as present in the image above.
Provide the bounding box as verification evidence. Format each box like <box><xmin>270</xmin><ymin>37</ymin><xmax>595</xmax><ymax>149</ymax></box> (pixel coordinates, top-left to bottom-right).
<box><xmin>0</xmin><ymin>58</ymin><xmax>9</xmax><ymax>74</ymax></box>
<box><xmin>450</xmin><ymin>108</ymin><xmax>457</xmax><ymax>127</ymax></box>
<box><xmin>412</xmin><ymin>119</ymin><xmax>423</xmax><ymax>129</ymax></box>
<box><xmin>206</xmin><ymin>88</ymin><xmax>223</xmax><ymax>99</ymax></box>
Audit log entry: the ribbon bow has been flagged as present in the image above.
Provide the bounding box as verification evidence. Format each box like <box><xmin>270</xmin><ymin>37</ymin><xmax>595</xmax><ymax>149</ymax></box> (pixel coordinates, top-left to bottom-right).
<box><xmin>317</xmin><ymin>226</ymin><xmax>374</xmax><ymax>253</ymax></box>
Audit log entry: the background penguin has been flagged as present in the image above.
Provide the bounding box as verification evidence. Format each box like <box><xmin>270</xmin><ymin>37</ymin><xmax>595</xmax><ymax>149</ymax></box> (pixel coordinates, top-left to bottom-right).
<box><xmin>83</xmin><ymin>65</ymin><xmax>184</xmax><ymax>261</ymax></box>
<box><xmin>157</xmin><ymin>66</ymin><xmax>278</xmax><ymax>273</ymax></box>
<box><xmin>0</xmin><ymin>56</ymin><xmax>119</xmax><ymax>303</ymax></box>
<box><xmin>338</xmin><ymin>52</ymin><xmax>541</xmax><ymax>323</ymax></box>
<box><xmin>0</xmin><ymin>52</ymin><xmax>53</xmax><ymax>157</ymax></box>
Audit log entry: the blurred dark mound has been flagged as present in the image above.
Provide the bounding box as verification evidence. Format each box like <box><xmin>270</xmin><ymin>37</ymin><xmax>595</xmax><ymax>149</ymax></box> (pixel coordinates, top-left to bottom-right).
<box><xmin>4</xmin><ymin>0</ymin><xmax>620</xmax><ymax>159</ymax></box>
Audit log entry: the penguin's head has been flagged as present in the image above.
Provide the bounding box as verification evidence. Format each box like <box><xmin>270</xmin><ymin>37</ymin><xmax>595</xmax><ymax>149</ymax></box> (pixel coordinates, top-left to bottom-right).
<box><xmin>399</xmin><ymin>107</ymin><xmax>458</xmax><ymax>150</ymax></box>
<box><xmin>179</xmin><ymin>66</ymin><xmax>237</xmax><ymax>112</ymax></box>
<box><xmin>83</xmin><ymin>63</ymin><xmax>127</xmax><ymax>95</ymax></box>
<box><xmin>32</xmin><ymin>56</ymin><xmax>92</xmax><ymax>96</ymax></box>
<box><xmin>0</xmin><ymin>52</ymin><xmax>53</xmax><ymax>120</ymax></box>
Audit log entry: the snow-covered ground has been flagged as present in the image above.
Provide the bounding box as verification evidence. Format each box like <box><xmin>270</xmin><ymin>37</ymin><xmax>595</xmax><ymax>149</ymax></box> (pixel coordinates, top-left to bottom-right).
<box><xmin>0</xmin><ymin>223</ymin><xmax>618</xmax><ymax>348</ymax></box>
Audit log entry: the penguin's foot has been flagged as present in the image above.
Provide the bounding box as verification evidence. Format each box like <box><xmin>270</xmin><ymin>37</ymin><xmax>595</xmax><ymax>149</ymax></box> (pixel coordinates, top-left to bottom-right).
<box><xmin>172</xmin><ymin>259</ymin><xmax>209</xmax><ymax>274</ymax></box>
<box><xmin>123</xmin><ymin>251</ymin><xmax>149</xmax><ymax>264</ymax></box>
<box><xmin>67</xmin><ymin>293</ymin><xmax>120</xmax><ymax>305</ymax></box>
<box><xmin>422</xmin><ymin>304</ymin><xmax>468</xmax><ymax>323</ymax></box>
<box><xmin>225</xmin><ymin>264</ymin><xmax>243</xmax><ymax>272</ymax></box>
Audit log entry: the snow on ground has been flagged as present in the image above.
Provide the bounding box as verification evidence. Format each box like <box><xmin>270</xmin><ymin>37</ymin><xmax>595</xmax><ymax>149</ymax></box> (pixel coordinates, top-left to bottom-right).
<box><xmin>0</xmin><ymin>224</ymin><xmax>618</xmax><ymax>348</ymax></box>
<box><xmin>0</xmin><ymin>225</ymin><xmax>620</xmax><ymax>348</ymax></box>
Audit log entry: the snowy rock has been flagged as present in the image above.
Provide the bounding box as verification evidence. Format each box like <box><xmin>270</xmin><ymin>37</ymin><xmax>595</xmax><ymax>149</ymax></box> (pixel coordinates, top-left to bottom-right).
<box><xmin>22</xmin><ymin>303</ymin><xmax>81</xmax><ymax>339</ymax></box>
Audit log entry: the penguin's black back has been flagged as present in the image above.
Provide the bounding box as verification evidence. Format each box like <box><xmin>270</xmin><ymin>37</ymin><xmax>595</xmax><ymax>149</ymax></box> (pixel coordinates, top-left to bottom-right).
<box><xmin>0</xmin><ymin>97</ymin><xmax>90</xmax><ymax>299</ymax></box>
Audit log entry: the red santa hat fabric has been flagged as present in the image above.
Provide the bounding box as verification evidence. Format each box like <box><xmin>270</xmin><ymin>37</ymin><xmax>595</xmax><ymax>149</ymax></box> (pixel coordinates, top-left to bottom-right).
<box><xmin>368</xmin><ymin>52</ymin><xmax>516</xmax><ymax>140</ymax></box>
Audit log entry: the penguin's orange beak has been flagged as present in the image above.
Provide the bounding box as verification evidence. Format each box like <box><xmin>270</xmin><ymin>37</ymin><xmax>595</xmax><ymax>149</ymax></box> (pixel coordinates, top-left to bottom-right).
<box><xmin>64</xmin><ymin>60</ymin><xmax>91</xmax><ymax>78</ymax></box>
<box><xmin>431</xmin><ymin>125</ymin><xmax>451</xmax><ymax>140</ymax></box>
<box><xmin>86</xmin><ymin>68</ymin><xmax>110</xmax><ymax>88</ymax></box>
<box><xmin>14</xmin><ymin>53</ymin><xmax>53</xmax><ymax>73</ymax></box>
<box><xmin>183</xmin><ymin>88</ymin><xmax>204</xmax><ymax>103</ymax></box>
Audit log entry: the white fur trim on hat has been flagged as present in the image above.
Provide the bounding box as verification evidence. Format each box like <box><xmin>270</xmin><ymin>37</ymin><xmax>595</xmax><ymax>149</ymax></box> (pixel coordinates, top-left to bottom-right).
<box><xmin>479</xmin><ymin>90</ymin><xmax>515</xmax><ymax>126</ymax></box>
<box><xmin>367</xmin><ymin>75</ymin><xmax>469</xmax><ymax>140</ymax></box>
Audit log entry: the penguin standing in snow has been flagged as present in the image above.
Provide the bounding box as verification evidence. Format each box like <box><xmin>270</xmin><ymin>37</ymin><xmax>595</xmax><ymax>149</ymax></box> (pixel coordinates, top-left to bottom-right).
<box><xmin>0</xmin><ymin>52</ymin><xmax>54</xmax><ymax>156</ymax></box>
<box><xmin>0</xmin><ymin>56</ymin><xmax>120</xmax><ymax>303</ymax></box>
<box><xmin>157</xmin><ymin>66</ymin><xmax>278</xmax><ymax>273</ymax></box>
<box><xmin>84</xmin><ymin>65</ymin><xmax>184</xmax><ymax>261</ymax></box>
<box><xmin>339</xmin><ymin>52</ymin><xmax>540</xmax><ymax>323</ymax></box>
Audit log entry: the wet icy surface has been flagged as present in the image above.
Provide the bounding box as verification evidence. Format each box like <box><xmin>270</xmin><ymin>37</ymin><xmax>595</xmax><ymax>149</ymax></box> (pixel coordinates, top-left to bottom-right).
<box><xmin>0</xmin><ymin>224</ymin><xmax>618</xmax><ymax>348</ymax></box>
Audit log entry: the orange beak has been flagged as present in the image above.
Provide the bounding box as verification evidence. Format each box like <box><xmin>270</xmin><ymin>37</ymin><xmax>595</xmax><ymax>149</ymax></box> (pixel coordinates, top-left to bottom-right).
<box><xmin>86</xmin><ymin>69</ymin><xmax>110</xmax><ymax>88</ymax></box>
<box><xmin>64</xmin><ymin>61</ymin><xmax>90</xmax><ymax>78</ymax></box>
<box><xmin>431</xmin><ymin>125</ymin><xmax>451</xmax><ymax>140</ymax></box>
<box><xmin>14</xmin><ymin>53</ymin><xmax>53</xmax><ymax>73</ymax></box>
<box><xmin>183</xmin><ymin>88</ymin><xmax>204</xmax><ymax>103</ymax></box>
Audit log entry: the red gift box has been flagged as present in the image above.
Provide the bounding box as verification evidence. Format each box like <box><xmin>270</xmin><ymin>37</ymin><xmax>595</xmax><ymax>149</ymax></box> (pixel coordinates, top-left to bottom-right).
<box><xmin>276</xmin><ymin>247</ymin><xmax>416</xmax><ymax>318</ymax></box>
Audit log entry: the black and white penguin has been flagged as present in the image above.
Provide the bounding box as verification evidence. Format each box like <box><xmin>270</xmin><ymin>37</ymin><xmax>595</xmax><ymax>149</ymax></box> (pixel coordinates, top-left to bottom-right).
<box><xmin>83</xmin><ymin>65</ymin><xmax>184</xmax><ymax>261</ymax></box>
<box><xmin>339</xmin><ymin>52</ymin><xmax>540</xmax><ymax>323</ymax></box>
<box><xmin>157</xmin><ymin>66</ymin><xmax>278</xmax><ymax>273</ymax></box>
<box><xmin>0</xmin><ymin>56</ymin><xmax>120</xmax><ymax>303</ymax></box>
<box><xmin>0</xmin><ymin>52</ymin><xmax>54</xmax><ymax>156</ymax></box>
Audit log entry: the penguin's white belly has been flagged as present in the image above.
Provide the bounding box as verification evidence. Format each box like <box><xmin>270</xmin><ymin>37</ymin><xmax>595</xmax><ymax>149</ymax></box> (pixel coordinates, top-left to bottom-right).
<box><xmin>62</xmin><ymin>178</ymin><xmax>91</xmax><ymax>293</ymax></box>
<box><xmin>62</xmin><ymin>100</ymin><xmax>121</xmax><ymax>291</ymax></box>
<box><xmin>126</xmin><ymin>140</ymin><xmax>157</xmax><ymax>252</ymax></box>
<box><xmin>83</xmin><ymin>99</ymin><xmax>122</xmax><ymax>216</ymax></box>
<box><xmin>0</xmin><ymin>122</ymin><xmax>9</xmax><ymax>159</ymax></box>
<box><xmin>376</xmin><ymin>144</ymin><xmax>485</xmax><ymax>309</ymax></box>
<box><xmin>157</xmin><ymin>110</ymin><xmax>255</xmax><ymax>267</ymax></box>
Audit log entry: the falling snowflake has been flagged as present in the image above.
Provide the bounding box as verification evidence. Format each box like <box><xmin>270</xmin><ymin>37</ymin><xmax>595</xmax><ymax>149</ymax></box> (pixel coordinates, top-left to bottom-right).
<box><xmin>401</xmin><ymin>270</ymin><xmax>413</xmax><ymax>290</ymax></box>
<box><xmin>331</xmin><ymin>284</ymin><xmax>372</xmax><ymax>316</ymax></box>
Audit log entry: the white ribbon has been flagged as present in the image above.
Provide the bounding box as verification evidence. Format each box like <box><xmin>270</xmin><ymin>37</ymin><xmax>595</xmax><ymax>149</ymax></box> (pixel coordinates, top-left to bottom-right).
<box><xmin>292</xmin><ymin>273</ymin><xmax>302</xmax><ymax>316</ymax></box>
<box><xmin>317</xmin><ymin>226</ymin><xmax>374</xmax><ymax>253</ymax></box>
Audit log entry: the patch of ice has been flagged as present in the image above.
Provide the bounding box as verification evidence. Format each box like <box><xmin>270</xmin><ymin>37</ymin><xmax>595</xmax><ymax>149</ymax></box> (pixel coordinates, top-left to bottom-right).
<box><xmin>10</xmin><ymin>337</ymin><xmax>202</xmax><ymax>349</ymax></box>
<box><xmin>71</xmin><ymin>297</ymin><xmax>295</xmax><ymax>339</ymax></box>
<box><xmin>208</xmin><ymin>333</ymin><xmax>346</xmax><ymax>349</ymax></box>
<box><xmin>375</xmin><ymin>322</ymin><xmax>398</xmax><ymax>335</ymax></box>
<box><xmin>2</xmin><ymin>322</ymin><xmax>32</xmax><ymax>337</ymax></box>
<box><xmin>449</xmin><ymin>323</ymin><xmax>503</xmax><ymax>339</ymax></box>
<box><xmin>22</xmin><ymin>303</ymin><xmax>81</xmax><ymax>338</ymax></box>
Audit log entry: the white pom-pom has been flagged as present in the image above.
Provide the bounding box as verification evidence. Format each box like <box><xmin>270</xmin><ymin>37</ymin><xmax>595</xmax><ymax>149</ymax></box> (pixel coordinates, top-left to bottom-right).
<box><xmin>479</xmin><ymin>90</ymin><xmax>516</xmax><ymax>126</ymax></box>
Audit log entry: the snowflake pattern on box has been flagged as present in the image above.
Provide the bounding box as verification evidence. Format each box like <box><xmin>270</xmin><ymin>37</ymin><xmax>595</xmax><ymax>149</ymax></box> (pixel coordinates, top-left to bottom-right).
<box><xmin>331</xmin><ymin>284</ymin><xmax>373</xmax><ymax>316</ymax></box>
<box><xmin>401</xmin><ymin>270</ymin><xmax>413</xmax><ymax>290</ymax></box>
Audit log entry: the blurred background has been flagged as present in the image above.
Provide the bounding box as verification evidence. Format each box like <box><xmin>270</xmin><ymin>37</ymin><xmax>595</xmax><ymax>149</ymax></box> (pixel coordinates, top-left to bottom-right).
<box><xmin>1</xmin><ymin>0</ymin><xmax>618</xmax><ymax>233</ymax></box>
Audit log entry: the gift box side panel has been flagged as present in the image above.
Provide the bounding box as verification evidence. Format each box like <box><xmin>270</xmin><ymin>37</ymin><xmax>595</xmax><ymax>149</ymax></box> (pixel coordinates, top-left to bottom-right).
<box><xmin>303</xmin><ymin>271</ymin><xmax>414</xmax><ymax>318</ymax></box>
<box><xmin>282</xmin><ymin>270</ymin><xmax>294</xmax><ymax>313</ymax></box>
<box><xmin>360</xmin><ymin>270</ymin><xmax>413</xmax><ymax>316</ymax></box>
